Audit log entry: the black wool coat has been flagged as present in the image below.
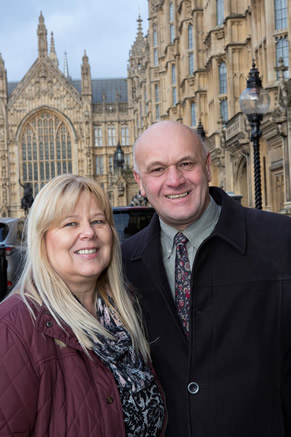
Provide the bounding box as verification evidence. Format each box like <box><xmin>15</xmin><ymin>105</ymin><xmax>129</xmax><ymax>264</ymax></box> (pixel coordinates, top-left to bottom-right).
<box><xmin>121</xmin><ymin>186</ymin><xmax>291</xmax><ymax>437</ymax></box>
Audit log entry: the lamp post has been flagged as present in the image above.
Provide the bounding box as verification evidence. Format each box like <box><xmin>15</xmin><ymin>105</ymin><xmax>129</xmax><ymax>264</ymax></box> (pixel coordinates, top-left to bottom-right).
<box><xmin>239</xmin><ymin>61</ymin><xmax>270</xmax><ymax>209</ymax></box>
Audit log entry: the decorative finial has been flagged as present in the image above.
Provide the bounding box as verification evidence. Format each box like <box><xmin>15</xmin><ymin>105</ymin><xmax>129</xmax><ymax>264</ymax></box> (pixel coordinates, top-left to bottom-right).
<box><xmin>247</xmin><ymin>59</ymin><xmax>262</xmax><ymax>88</ymax></box>
<box><xmin>274</xmin><ymin>56</ymin><xmax>288</xmax><ymax>81</ymax></box>
<box><xmin>49</xmin><ymin>32</ymin><xmax>59</xmax><ymax>67</ymax></box>
<box><xmin>37</xmin><ymin>11</ymin><xmax>48</xmax><ymax>58</ymax></box>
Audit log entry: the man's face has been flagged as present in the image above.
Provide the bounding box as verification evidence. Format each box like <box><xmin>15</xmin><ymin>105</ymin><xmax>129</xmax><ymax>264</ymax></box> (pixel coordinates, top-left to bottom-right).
<box><xmin>133</xmin><ymin>123</ymin><xmax>212</xmax><ymax>230</ymax></box>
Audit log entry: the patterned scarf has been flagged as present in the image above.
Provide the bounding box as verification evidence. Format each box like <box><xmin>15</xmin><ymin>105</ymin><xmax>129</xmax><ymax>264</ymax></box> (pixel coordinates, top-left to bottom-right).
<box><xmin>91</xmin><ymin>296</ymin><xmax>154</xmax><ymax>393</ymax></box>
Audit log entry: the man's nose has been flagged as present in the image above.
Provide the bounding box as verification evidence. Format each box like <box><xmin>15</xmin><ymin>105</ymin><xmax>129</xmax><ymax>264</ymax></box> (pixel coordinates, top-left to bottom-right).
<box><xmin>165</xmin><ymin>165</ymin><xmax>185</xmax><ymax>186</ymax></box>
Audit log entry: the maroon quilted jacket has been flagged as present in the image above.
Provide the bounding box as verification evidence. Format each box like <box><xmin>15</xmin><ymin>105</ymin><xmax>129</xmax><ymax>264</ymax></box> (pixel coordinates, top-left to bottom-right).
<box><xmin>0</xmin><ymin>294</ymin><xmax>167</xmax><ymax>436</ymax></box>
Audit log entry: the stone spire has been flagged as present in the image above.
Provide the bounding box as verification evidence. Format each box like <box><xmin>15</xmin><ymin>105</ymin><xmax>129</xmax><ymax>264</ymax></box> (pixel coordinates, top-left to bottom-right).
<box><xmin>37</xmin><ymin>12</ymin><xmax>48</xmax><ymax>58</ymax></box>
<box><xmin>130</xmin><ymin>16</ymin><xmax>145</xmax><ymax>58</ymax></box>
<box><xmin>81</xmin><ymin>50</ymin><xmax>92</xmax><ymax>98</ymax></box>
<box><xmin>128</xmin><ymin>16</ymin><xmax>146</xmax><ymax>77</ymax></box>
<box><xmin>49</xmin><ymin>32</ymin><xmax>59</xmax><ymax>67</ymax></box>
<box><xmin>63</xmin><ymin>52</ymin><xmax>71</xmax><ymax>79</ymax></box>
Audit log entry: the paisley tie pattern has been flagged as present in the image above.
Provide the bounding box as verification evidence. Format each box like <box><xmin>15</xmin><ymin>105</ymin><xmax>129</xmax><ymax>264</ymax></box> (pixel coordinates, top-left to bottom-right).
<box><xmin>174</xmin><ymin>232</ymin><xmax>191</xmax><ymax>336</ymax></box>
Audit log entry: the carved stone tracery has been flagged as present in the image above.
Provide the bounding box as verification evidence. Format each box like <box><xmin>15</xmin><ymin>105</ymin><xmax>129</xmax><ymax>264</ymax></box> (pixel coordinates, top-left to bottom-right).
<box><xmin>151</xmin><ymin>0</ymin><xmax>164</xmax><ymax>13</ymax></box>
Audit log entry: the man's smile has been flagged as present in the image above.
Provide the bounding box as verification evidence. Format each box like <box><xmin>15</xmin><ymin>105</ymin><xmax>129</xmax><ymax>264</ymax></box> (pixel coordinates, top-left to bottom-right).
<box><xmin>165</xmin><ymin>191</ymin><xmax>190</xmax><ymax>199</ymax></box>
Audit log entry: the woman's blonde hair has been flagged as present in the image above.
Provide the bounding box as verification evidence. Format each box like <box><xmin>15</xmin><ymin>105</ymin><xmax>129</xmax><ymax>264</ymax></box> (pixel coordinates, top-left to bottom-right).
<box><xmin>15</xmin><ymin>174</ymin><xmax>150</xmax><ymax>360</ymax></box>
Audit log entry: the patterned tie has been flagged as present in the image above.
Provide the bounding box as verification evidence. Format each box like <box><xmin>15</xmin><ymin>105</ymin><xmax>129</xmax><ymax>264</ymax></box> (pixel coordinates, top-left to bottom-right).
<box><xmin>174</xmin><ymin>232</ymin><xmax>191</xmax><ymax>336</ymax></box>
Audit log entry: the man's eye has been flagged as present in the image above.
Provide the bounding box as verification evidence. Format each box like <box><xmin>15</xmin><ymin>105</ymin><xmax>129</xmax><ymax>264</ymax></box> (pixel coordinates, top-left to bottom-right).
<box><xmin>180</xmin><ymin>162</ymin><xmax>195</xmax><ymax>169</ymax></box>
<box><xmin>150</xmin><ymin>167</ymin><xmax>165</xmax><ymax>174</ymax></box>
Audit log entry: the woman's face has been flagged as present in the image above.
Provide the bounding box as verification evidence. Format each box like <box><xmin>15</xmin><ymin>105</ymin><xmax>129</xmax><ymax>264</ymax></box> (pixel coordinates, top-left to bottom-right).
<box><xmin>45</xmin><ymin>191</ymin><xmax>112</xmax><ymax>294</ymax></box>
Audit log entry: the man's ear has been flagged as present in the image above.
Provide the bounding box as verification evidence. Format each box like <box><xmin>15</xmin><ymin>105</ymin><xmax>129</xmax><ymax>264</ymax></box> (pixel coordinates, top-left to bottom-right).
<box><xmin>133</xmin><ymin>170</ymin><xmax>146</xmax><ymax>197</ymax></box>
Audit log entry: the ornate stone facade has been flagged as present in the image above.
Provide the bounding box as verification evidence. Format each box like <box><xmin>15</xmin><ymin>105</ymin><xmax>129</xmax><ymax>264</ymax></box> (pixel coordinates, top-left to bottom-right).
<box><xmin>128</xmin><ymin>0</ymin><xmax>291</xmax><ymax>213</ymax></box>
<box><xmin>2</xmin><ymin>3</ymin><xmax>291</xmax><ymax>216</ymax></box>
<box><xmin>1</xmin><ymin>13</ymin><xmax>138</xmax><ymax>217</ymax></box>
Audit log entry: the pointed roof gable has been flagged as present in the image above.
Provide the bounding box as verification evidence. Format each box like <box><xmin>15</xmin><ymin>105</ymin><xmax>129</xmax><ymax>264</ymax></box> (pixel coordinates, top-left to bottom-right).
<box><xmin>6</xmin><ymin>13</ymin><xmax>128</xmax><ymax>105</ymax></box>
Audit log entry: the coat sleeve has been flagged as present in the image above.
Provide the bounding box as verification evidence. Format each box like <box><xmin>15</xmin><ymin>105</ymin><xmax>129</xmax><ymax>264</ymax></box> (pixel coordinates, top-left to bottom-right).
<box><xmin>0</xmin><ymin>319</ymin><xmax>39</xmax><ymax>435</ymax></box>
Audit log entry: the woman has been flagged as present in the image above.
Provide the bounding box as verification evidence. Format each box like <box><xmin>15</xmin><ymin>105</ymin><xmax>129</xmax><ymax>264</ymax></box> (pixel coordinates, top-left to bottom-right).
<box><xmin>0</xmin><ymin>174</ymin><xmax>166</xmax><ymax>436</ymax></box>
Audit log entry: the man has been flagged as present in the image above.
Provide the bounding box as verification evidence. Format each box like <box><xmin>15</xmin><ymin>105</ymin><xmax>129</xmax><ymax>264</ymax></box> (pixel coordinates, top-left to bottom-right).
<box><xmin>121</xmin><ymin>121</ymin><xmax>291</xmax><ymax>437</ymax></box>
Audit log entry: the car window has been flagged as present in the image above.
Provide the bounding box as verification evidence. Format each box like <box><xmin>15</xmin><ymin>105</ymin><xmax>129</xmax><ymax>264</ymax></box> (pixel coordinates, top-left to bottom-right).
<box><xmin>113</xmin><ymin>209</ymin><xmax>155</xmax><ymax>242</ymax></box>
<box><xmin>0</xmin><ymin>224</ymin><xmax>9</xmax><ymax>242</ymax></box>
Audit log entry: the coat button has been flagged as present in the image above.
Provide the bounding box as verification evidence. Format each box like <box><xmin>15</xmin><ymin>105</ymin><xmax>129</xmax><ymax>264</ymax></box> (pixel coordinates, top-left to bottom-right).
<box><xmin>106</xmin><ymin>396</ymin><xmax>114</xmax><ymax>404</ymax></box>
<box><xmin>46</xmin><ymin>320</ymin><xmax>53</xmax><ymax>328</ymax></box>
<box><xmin>188</xmin><ymin>382</ymin><xmax>200</xmax><ymax>395</ymax></box>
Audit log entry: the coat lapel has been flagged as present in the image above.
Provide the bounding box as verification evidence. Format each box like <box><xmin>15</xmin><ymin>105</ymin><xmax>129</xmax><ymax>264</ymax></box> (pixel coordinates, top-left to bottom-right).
<box><xmin>130</xmin><ymin>214</ymin><xmax>186</xmax><ymax>338</ymax></box>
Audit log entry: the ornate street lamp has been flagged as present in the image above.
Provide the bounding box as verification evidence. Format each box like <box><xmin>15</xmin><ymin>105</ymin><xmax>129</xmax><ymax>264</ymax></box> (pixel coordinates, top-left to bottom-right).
<box><xmin>113</xmin><ymin>142</ymin><xmax>125</xmax><ymax>171</ymax></box>
<box><xmin>239</xmin><ymin>61</ymin><xmax>270</xmax><ymax>209</ymax></box>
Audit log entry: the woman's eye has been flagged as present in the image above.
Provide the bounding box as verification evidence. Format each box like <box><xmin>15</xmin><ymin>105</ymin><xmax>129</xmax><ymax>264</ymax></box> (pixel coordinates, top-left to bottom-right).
<box><xmin>64</xmin><ymin>221</ymin><xmax>77</xmax><ymax>227</ymax></box>
<box><xmin>92</xmin><ymin>219</ymin><xmax>105</xmax><ymax>225</ymax></box>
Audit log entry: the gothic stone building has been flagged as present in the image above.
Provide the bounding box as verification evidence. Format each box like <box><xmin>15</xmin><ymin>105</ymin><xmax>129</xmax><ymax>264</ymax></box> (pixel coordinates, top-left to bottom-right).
<box><xmin>2</xmin><ymin>2</ymin><xmax>291</xmax><ymax>217</ymax></box>
<box><xmin>0</xmin><ymin>13</ymin><xmax>138</xmax><ymax>217</ymax></box>
<box><xmin>128</xmin><ymin>0</ymin><xmax>291</xmax><ymax>214</ymax></box>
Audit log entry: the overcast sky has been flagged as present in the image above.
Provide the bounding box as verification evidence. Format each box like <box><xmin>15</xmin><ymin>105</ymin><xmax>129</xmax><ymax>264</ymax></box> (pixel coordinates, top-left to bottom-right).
<box><xmin>0</xmin><ymin>0</ymin><xmax>149</xmax><ymax>81</ymax></box>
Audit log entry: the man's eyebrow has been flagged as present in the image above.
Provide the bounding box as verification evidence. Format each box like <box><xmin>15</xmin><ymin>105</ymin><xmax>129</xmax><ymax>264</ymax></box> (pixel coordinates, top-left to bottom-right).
<box><xmin>144</xmin><ymin>155</ymin><xmax>196</xmax><ymax>170</ymax></box>
<box><xmin>146</xmin><ymin>161</ymin><xmax>165</xmax><ymax>167</ymax></box>
<box><xmin>177</xmin><ymin>155</ymin><xmax>196</xmax><ymax>163</ymax></box>
<box><xmin>143</xmin><ymin>161</ymin><xmax>166</xmax><ymax>172</ymax></box>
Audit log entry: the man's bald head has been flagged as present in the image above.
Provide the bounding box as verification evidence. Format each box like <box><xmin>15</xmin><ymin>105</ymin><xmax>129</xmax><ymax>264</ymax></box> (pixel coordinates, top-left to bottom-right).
<box><xmin>133</xmin><ymin>121</ymin><xmax>208</xmax><ymax>173</ymax></box>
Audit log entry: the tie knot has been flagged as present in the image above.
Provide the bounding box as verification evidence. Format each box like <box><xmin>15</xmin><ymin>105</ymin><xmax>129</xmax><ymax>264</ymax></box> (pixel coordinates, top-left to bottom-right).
<box><xmin>174</xmin><ymin>232</ymin><xmax>188</xmax><ymax>246</ymax></box>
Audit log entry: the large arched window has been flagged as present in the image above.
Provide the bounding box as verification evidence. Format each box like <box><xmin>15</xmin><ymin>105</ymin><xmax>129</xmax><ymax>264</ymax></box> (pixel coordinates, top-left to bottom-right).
<box><xmin>21</xmin><ymin>111</ymin><xmax>72</xmax><ymax>195</ymax></box>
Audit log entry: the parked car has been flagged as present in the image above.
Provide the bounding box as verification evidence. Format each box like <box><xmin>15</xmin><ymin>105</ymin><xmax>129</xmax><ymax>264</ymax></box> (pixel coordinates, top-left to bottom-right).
<box><xmin>112</xmin><ymin>207</ymin><xmax>155</xmax><ymax>243</ymax></box>
<box><xmin>0</xmin><ymin>217</ymin><xmax>26</xmax><ymax>296</ymax></box>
